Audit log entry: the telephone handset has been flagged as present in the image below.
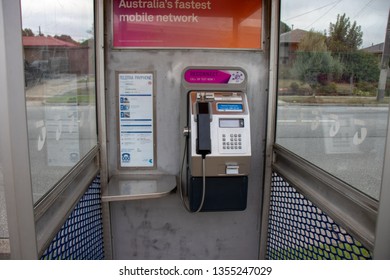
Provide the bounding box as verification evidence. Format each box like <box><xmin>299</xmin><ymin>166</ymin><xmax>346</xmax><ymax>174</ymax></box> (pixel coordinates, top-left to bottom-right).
<box><xmin>196</xmin><ymin>102</ymin><xmax>211</xmax><ymax>158</ymax></box>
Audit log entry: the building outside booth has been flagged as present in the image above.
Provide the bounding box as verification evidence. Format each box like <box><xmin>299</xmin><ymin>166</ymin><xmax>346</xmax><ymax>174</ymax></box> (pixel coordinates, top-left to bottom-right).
<box><xmin>0</xmin><ymin>0</ymin><xmax>390</xmax><ymax>263</ymax></box>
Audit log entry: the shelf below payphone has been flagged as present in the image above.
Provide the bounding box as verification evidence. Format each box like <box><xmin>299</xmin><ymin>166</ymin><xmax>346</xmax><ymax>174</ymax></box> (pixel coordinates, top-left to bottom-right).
<box><xmin>102</xmin><ymin>174</ymin><xmax>176</xmax><ymax>202</ymax></box>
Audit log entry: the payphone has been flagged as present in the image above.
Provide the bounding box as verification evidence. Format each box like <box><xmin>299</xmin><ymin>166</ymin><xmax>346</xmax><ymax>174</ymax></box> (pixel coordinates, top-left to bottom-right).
<box><xmin>179</xmin><ymin>67</ymin><xmax>251</xmax><ymax>212</ymax></box>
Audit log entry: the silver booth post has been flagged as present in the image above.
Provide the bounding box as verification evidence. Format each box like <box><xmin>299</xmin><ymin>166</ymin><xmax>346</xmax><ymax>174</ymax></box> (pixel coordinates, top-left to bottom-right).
<box><xmin>179</xmin><ymin>67</ymin><xmax>251</xmax><ymax>212</ymax></box>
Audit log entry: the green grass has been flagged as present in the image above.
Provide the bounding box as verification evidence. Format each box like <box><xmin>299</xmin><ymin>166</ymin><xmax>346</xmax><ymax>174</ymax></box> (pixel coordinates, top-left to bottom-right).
<box><xmin>278</xmin><ymin>78</ymin><xmax>389</xmax><ymax>99</ymax></box>
<box><xmin>45</xmin><ymin>87</ymin><xmax>95</xmax><ymax>104</ymax></box>
<box><xmin>279</xmin><ymin>95</ymin><xmax>390</xmax><ymax>105</ymax></box>
<box><xmin>268</xmin><ymin>241</ymin><xmax>372</xmax><ymax>260</ymax></box>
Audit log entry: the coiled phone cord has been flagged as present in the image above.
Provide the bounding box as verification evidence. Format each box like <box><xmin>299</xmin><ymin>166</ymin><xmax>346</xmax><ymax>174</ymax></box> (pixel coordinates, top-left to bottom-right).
<box><xmin>179</xmin><ymin>137</ymin><xmax>206</xmax><ymax>213</ymax></box>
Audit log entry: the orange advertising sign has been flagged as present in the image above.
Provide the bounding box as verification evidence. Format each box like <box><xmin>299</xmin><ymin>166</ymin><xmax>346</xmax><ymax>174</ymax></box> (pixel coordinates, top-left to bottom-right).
<box><xmin>113</xmin><ymin>0</ymin><xmax>262</xmax><ymax>49</ymax></box>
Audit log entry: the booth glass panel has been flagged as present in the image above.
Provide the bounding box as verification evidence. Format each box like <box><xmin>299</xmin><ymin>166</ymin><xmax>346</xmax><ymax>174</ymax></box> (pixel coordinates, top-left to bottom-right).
<box><xmin>21</xmin><ymin>0</ymin><xmax>97</xmax><ymax>203</ymax></box>
<box><xmin>276</xmin><ymin>0</ymin><xmax>390</xmax><ymax>200</ymax></box>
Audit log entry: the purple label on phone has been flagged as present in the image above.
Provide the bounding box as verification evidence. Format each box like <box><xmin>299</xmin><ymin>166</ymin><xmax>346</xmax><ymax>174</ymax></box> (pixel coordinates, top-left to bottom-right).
<box><xmin>184</xmin><ymin>69</ymin><xmax>245</xmax><ymax>84</ymax></box>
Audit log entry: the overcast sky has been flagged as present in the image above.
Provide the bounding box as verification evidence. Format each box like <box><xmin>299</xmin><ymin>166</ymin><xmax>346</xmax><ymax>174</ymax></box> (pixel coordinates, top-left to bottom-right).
<box><xmin>20</xmin><ymin>0</ymin><xmax>389</xmax><ymax>47</ymax></box>
<box><xmin>281</xmin><ymin>0</ymin><xmax>389</xmax><ymax>48</ymax></box>
<box><xmin>21</xmin><ymin>0</ymin><xmax>94</xmax><ymax>42</ymax></box>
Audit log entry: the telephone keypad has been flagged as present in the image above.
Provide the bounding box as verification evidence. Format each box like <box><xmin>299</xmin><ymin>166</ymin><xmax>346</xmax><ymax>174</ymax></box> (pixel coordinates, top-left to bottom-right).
<box><xmin>221</xmin><ymin>133</ymin><xmax>243</xmax><ymax>152</ymax></box>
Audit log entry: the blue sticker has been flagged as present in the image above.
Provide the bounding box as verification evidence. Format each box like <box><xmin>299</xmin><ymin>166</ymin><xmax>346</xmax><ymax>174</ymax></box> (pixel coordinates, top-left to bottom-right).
<box><xmin>122</xmin><ymin>153</ymin><xmax>131</xmax><ymax>162</ymax></box>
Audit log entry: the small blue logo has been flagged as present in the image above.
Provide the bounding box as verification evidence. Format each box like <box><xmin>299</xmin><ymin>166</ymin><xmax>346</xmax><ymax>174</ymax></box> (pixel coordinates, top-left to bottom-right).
<box><xmin>120</xmin><ymin>97</ymin><xmax>129</xmax><ymax>103</ymax></box>
<box><xmin>120</xmin><ymin>105</ymin><xmax>129</xmax><ymax>111</ymax></box>
<box><xmin>122</xmin><ymin>153</ymin><xmax>131</xmax><ymax>162</ymax></box>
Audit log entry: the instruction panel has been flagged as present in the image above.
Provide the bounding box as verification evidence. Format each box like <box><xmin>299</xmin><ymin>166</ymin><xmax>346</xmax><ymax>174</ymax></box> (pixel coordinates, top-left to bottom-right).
<box><xmin>118</xmin><ymin>72</ymin><xmax>155</xmax><ymax>168</ymax></box>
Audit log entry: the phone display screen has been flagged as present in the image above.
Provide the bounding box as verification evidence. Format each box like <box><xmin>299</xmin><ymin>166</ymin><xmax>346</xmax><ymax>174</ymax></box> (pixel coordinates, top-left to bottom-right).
<box><xmin>219</xmin><ymin>119</ymin><xmax>244</xmax><ymax>128</ymax></box>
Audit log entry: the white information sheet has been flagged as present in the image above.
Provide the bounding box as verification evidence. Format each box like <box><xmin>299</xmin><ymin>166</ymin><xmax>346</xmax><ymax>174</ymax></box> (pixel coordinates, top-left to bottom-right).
<box><xmin>118</xmin><ymin>73</ymin><xmax>154</xmax><ymax>168</ymax></box>
<box><xmin>46</xmin><ymin>105</ymin><xmax>80</xmax><ymax>167</ymax></box>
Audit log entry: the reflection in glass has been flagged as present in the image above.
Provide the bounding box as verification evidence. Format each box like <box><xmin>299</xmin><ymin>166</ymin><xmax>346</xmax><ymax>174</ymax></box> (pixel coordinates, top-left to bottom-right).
<box><xmin>21</xmin><ymin>0</ymin><xmax>97</xmax><ymax>203</ymax></box>
<box><xmin>276</xmin><ymin>0</ymin><xmax>390</xmax><ymax>200</ymax></box>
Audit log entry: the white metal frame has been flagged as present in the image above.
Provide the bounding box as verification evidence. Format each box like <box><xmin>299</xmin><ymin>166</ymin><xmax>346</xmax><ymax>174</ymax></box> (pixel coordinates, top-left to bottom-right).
<box><xmin>373</xmin><ymin>102</ymin><xmax>390</xmax><ymax>259</ymax></box>
<box><xmin>0</xmin><ymin>0</ymin><xmax>38</xmax><ymax>259</ymax></box>
<box><xmin>373</xmin><ymin>10</ymin><xmax>390</xmax><ymax>259</ymax></box>
<box><xmin>95</xmin><ymin>0</ymin><xmax>111</xmax><ymax>260</ymax></box>
<box><xmin>259</xmin><ymin>0</ymin><xmax>280</xmax><ymax>260</ymax></box>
